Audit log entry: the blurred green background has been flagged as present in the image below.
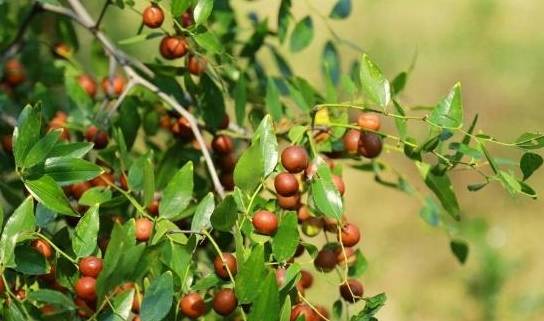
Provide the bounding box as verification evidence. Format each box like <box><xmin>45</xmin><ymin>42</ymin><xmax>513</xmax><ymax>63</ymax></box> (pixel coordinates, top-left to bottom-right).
<box><xmin>237</xmin><ymin>1</ymin><xmax>544</xmax><ymax>320</ymax></box>
<box><xmin>97</xmin><ymin>0</ymin><xmax>544</xmax><ymax>320</ymax></box>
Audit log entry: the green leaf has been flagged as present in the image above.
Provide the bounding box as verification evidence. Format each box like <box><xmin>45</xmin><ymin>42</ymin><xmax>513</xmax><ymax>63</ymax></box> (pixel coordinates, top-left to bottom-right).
<box><xmin>279</xmin><ymin>296</ymin><xmax>292</xmax><ymax>321</ymax></box>
<box><xmin>160</xmin><ymin>162</ymin><xmax>193</xmax><ymax>219</ymax></box>
<box><xmin>200</xmin><ymin>74</ymin><xmax>226</xmax><ymax>129</ymax></box>
<box><xmin>416</xmin><ymin>162</ymin><xmax>460</xmax><ymax>220</ymax></box>
<box><xmin>24</xmin><ymin>175</ymin><xmax>76</xmax><ymax>216</ymax></box>
<box><xmin>310</xmin><ymin>161</ymin><xmax>343</xmax><ymax>219</ymax></box>
<box><xmin>290</xmin><ymin>16</ymin><xmax>314</xmax><ymax>52</ymax></box>
<box><xmin>428</xmin><ymin>82</ymin><xmax>463</xmax><ymax>129</ymax></box>
<box><xmin>211</xmin><ymin>194</ymin><xmax>238</xmax><ymax>232</ymax></box>
<box><xmin>266</xmin><ymin>78</ymin><xmax>283</xmax><ymax>120</ymax></box>
<box><xmin>100</xmin><ymin>289</ymin><xmax>134</xmax><ymax>321</ymax></box>
<box><xmin>118</xmin><ymin>32</ymin><xmax>163</xmax><ymax>45</ymax></box>
<box><xmin>348</xmin><ymin>249</ymin><xmax>368</xmax><ymax>277</ymax></box>
<box><xmin>450</xmin><ymin>239</ymin><xmax>469</xmax><ymax>264</ymax></box>
<box><xmin>72</xmin><ymin>205</ymin><xmax>99</xmax><ymax>258</ymax></box>
<box><xmin>288</xmin><ymin>125</ymin><xmax>306</xmax><ymax>144</ymax></box>
<box><xmin>48</xmin><ymin>142</ymin><xmax>94</xmax><ymax>158</ymax></box>
<box><xmin>515</xmin><ymin>132</ymin><xmax>544</xmax><ymax>150</ymax></box>
<box><xmin>171</xmin><ymin>0</ymin><xmax>192</xmax><ymax>16</ymax></box>
<box><xmin>161</xmin><ymin>240</ymin><xmax>193</xmax><ymax>283</ymax></box>
<box><xmin>392</xmin><ymin>100</ymin><xmax>407</xmax><ymax>140</ymax></box>
<box><xmin>497</xmin><ymin>170</ymin><xmax>522</xmax><ymax>195</ymax></box>
<box><xmin>359</xmin><ymin>54</ymin><xmax>391</xmax><ymax>108</ymax></box>
<box><xmin>15</xmin><ymin>245</ymin><xmax>48</xmax><ymax>274</ymax></box>
<box><xmin>520</xmin><ymin>152</ymin><xmax>543</xmax><ymax>180</ymax></box>
<box><xmin>254</xmin><ymin>115</ymin><xmax>279</xmax><ymax>176</ymax></box>
<box><xmin>234</xmin><ymin>143</ymin><xmax>264</xmax><ymax>193</ymax></box>
<box><xmin>23</xmin><ymin>129</ymin><xmax>61</xmax><ymax>168</ymax></box>
<box><xmin>79</xmin><ymin>187</ymin><xmax>112</xmax><ymax>206</ymax></box>
<box><xmin>235</xmin><ymin>244</ymin><xmax>266</xmax><ymax>303</ymax></box>
<box><xmin>43</xmin><ymin>157</ymin><xmax>103</xmax><ymax>185</ymax></box>
<box><xmin>277</xmin><ymin>0</ymin><xmax>292</xmax><ymax>43</ymax></box>
<box><xmin>193</xmin><ymin>31</ymin><xmax>223</xmax><ymax>54</ymax></box>
<box><xmin>322</xmin><ymin>41</ymin><xmax>341</xmax><ymax>85</ymax></box>
<box><xmin>190</xmin><ymin>192</ymin><xmax>215</xmax><ymax>232</ymax></box>
<box><xmin>419</xmin><ymin>196</ymin><xmax>440</xmax><ymax>226</ymax></box>
<box><xmin>116</xmin><ymin>97</ymin><xmax>141</xmax><ymax>150</ymax></box>
<box><xmin>27</xmin><ymin>289</ymin><xmax>76</xmax><ymax>309</ymax></box>
<box><xmin>128</xmin><ymin>155</ymin><xmax>155</xmax><ymax>205</ymax></box>
<box><xmin>194</xmin><ymin>0</ymin><xmax>213</xmax><ymax>25</ymax></box>
<box><xmin>141</xmin><ymin>272</ymin><xmax>174</xmax><ymax>321</ymax></box>
<box><xmin>13</xmin><ymin>104</ymin><xmax>42</xmax><ymax>168</ymax></box>
<box><xmin>351</xmin><ymin>293</ymin><xmax>387</xmax><ymax>321</ymax></box>
<box><xmin>272</xmin><ymin>212</ymin><xmax>299</xmax><ymax>261</ymax></box>
<box><xmin>36</xmin><ymin>203</ymin><xmax>56</xmax><ymax>228</ymax></box>
<box><xmin>248</xmin><ymin>272</ymin><xmax>280</xmax><ymax>321</ymax></box>
<box><xmin>391</xmin><ymin>71</ymin><xmax>408</xmax><ymax>95</ymax></box>
<box><xmin>0</xmin><ymin>197</ymin><xmax>35</xmax><ymax>268</ymax></box>
<box><xmin>330</xmin><ymin>0</ymin><xmax>352</xmax><ymax>19</ymax></box>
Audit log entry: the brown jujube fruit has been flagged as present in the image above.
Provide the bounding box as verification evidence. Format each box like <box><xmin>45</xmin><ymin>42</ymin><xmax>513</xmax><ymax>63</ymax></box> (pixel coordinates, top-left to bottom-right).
<box><xmin>75</xmin><ymin>277</ymin><xmax>97</xmax><ymax>301</ymax></box>
<box><xmin>339</xmin><ymin>223</ymin><xmax>361</xmax><ymax>247</ymax></box>
<box><xmin>357</xmin><ymin>113</ymin><xmax>381</xmax><ymax>131</ymax></box>
<box><xmin>314</xmin><ymin>249</ymin><xmax>337</xmax><ymax>272</ymax></box>
<box><xmin>159</xmin><ymin>36</ymin><xmax>187</xmax><ymax>60</ymax></box>
<box><xmin>275</xmin><ymin>268</ymin><xmax>286</xmax><ymax>287</ymax></box>
<box><xmin>297</xmin><ymin>206</ymin><xmax>312</xmax><ymax>222</ymax></box>
<box><xmin>290</xmin><ymin>304</ymin><xmax>318</xmax><ymax>321</ymax></box>
<box><xmin>32</xmin><ymin>239</ymin><xmax>53</xmax><ymax>258</ymax></box>
<box><xmin>213</xmin><ymin>253</ymin><xmax>237</xmax><ymax>279</ymax></box>
<box><xmin>79</xmin><ymin>257</ymin><xmax>103</xmax><ymax>278</ymax></box>
<box><xmin>70</xmin><ymin>182</ymin><xmax>91</xmax><ymax>199</ymax></box>
<box><xmin>299</xmin><ymin>270</ymin><xmax>313</xmax><ymax>289</ymax></box>
<box><xmin>252</xmin><ymin>210</ymin><xmax>278</xmax><ymax>235</ymax></box>
<box><xmin>135</xmin><ymin>218</ymin><xmax>153</xmax><ymax>241</ymax></box>
<box><xmin>343</xmin><ymin>129</ymin><xmax>361</xmax><ymax>154</ymax></box>
<box><xmin>75</xmin><ymin>297</ymin><xmax>93</xmax><ymax>317</ymax></box>
<box><xmin>358</xmin><ymin>131</ymin><xmax>383</xmax><ymax>159</ymax></box>
<box><xmin>187</xmin><ymin>55</ymin><xmax>207</xmax><ymax>75</ymax></box>
<box><xmin>315</xmin><ymin>305</ymin><xmax>330</xmax><ymax>321</ymax></box>
<box><xmin>212</xmin><ymin>288</ymin><xmax>238</xmax><ymax>316</ymax></box>
<box><xmin>90</xmin><ymin>172</ymin><xmax>114</xmax><ymax>187</ymax></box>
<box><xmin>218</xmin><ymin>153</ymin><xmax>236</xmax><ymax>172</ymax></box>
<box><xmin>335</xmin><ymin>247</ymin><xmax>356</xmax><ymax>266</ymax></box>
<box><xmin>339</xmin><ymin>279</ymin><xmax>364</xmax><ymax>303</ymax></box>
<box><xmin>172</xmin><ymin>117</ymin><xmax>193</xmax><ymax>139</ymax></box>
<box><xmin>220</xmin><ymin>172</ymin><xmax>234</xmax><ymax>191</ymax></box>
<box><xmin>180</xmin><ymin>11</ymin><xmax>194</xmax><ymax>27</ymax></box>
<box><xmin>179</xmin><ymin>292</ymin><xmax>206</xmax><ymax>319</ymax></box>
<box><xmin>1</xmin><ymin>135</ymin><xmax>13</xmax><ymax>153</ymax></box>
<box><xmin>277</xmin><ymin>193</ymin><xmax>301</xmax><ymax>210</ymax></box>
<box><xmin>274</xmin><ymin>172</ymin><xmax>299</xmax><ymax>197</ymax></box>
<box><xmin>101</xmin><ymin>76</ymin><xmax>124</xmax><ymax>97</ymax></box>
<box><xmin>132</xmin><ymin>291</ymin><xmax>141</xmax><ymax>312</ymax></box>
<box><xmin>147</xmin><ymin>199</ymin><xmax>160</xmax><ymax>216</ymax></box>
<box><xmin>212</xmin><ymin>135</ymin><xmax>234</xmax><ymax>154</ymax></box>
<box><xmin>3</xmin><ymin>58</ymin><xmax>25</xmax><ymax>86</ymax></box>
<box><xmin>281</xmin><ymin>146</ymin><xmax>309</xmax><ymax>173</ymax></box>
<box><xmin>142</xmin><ymin>5</ymin><xmax>164</xmax><ymax>28</ymax></box>
<box><xmin>85</xmin><ymin>126</ymin><xmax>109</xmax><ymax>149</ymax></box>
<box><xmin>78</xmin><ymin>74</ymin><xmax>97</xmax><ymax>98</ymax></box>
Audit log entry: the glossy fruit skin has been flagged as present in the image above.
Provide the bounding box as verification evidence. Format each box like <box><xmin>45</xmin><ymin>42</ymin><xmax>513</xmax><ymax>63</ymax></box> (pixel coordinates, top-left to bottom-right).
<box><xmin>79</xmin><ymin>257</ymin><xmax>103</xmax><ymax>278</ymax></box>
<box><xmin>187</xmin><ymin>55</ymin><xmax>207</xmax><ymax>75</ymax></box>
<box><xmin>75</xmin><ymin>277</ymin><xmax>97</xmax><ymax>301</ymax></box>
<box><xmin>314</xmin><ymin>249</ymin><xmax>337</xmax><ymax>272</ymax></box>
<box><xmin>297</xmin><ymin>206</ymin><xmax>312</xmax><ymax>222</ymax></box>
<box><xmin>275</xmin><ymin>268</ymin><xmax>286</xmax><ymax>287</ymax></box>
<box><xmin>213</xmin><ymin>253</ymin><xmax>238</xmax><ymax>279</ymax></box>
<box><xmin>171</xmin><ymin>117</ymin><xmax>193</xmax><ymax>139</ymax></box>
<box><xmin>339</xmin><ymin>223</ymin><xmax>361</xmax><ymax>247</ymax></box>
<box><xmin>70</xmin><ymin>182</ymin><xmax>91</xmax><ymax>199</ymax></box>
<box><xmin>299</xmin><ymin>270</ymin><xmax>313</xmax><ymax>289</ymax></box>
<box><xmin>290</xmin><ymin>304</ymin><xmax>318</xmax><ymax>321</ymax></box>
<box><xmin>159</xmin><ymin>36</ymin><xmax>188</xmax><ymax>60</ymax></box>
<box><xmin>33</xmin><ymin>239</ymin><xmax>53</xmax><ymax>258</ymax></box>
<box><xmin>332</xmin><ymin>175</ymin><xmax>345</xmax><ymax>196</ymax></box>
<box><xmin>101</xmin><ymin>76</ymin><xmax>124</xmax><ymax>97</ymax></box>
<box><xmin>142</xmin><ymin>5</ymin><xmax>164</xmax><ymax>28</ymax></box>
<box><xmin>0</xmin><ymin>277</ymin><xmax>5</xmax><ymax>293</ymax></box>
<box><xmin>357</xmin><ymin>113</ymin><xmax>381</xmax><ymax>131</ymax></box>
<box><xmin>343</xmin><ymin>129</ymin><xmax>361</xmax><ymax>154</ymax></box>
<box><xmin>3</xmin><ymin>58</ymin><xmax>25</xmax><ymax>86</ymax></box>
<box><xmin>212</xmin><ymin>135</ymin><xmax>234</xmax><ymax>154</ymax></box>
<box><xmin>133</xmin><ymin>316</ymin><xmax>142</xmax><ymax>321</ymax></box>
<box><xmin>147</xmin><ymin>199</ymin><xmax>160</xmax><ymax>216</ymax></box>
<box><xmin>335</xmin><ymin>247</ymin><xmax>356</xmax><ymax>266</ymax></box>
<box><xmin>358</xmin><ymin>131</ymin><xmax>383</xmax><ymax>159</ymax></box>
<box><xmin>218</xmin><ymin>153</ymin><xmax>236</xmax><ymax>172</ymax></box>
<box><xmin>48</xmin><ymin>111</ymin><xmax>70</xmax><ymax>140</ymax></box>
<box><xmin>119</xmin><ymin>173</ymin><xmax>129</xmax><ymax>190</ymax></box>
<box><xmin>78</xmin><ymin>74</ymin><xmax>97</xmax><ymax>98</ymax></box>
<box><xmin>135</xmin><ymin>218</ymin><xmax>153</xmax><ymax>242</ymax></box>
<box><xmin>252</xmin><ymin>210</ymin><xmax>278</xmax><ymax>235</ymax></box>
<box><xmin>274</xmin><ymin>172</ymin><xmax>299</xmax><ymax>197</ymax></box>
<box><xmin>179</xmin><ymin>292</ymin><xmax>206</xmax><ymax>319</ymax></box>
<box><xmin>85</xmin><ymin>126</ymin><xmax>109</xmax><ymax>149</ymax></box>
<box><xmin>132</xmin><ymin>291</ymin><xmax>141</xmax><ymax>312</ymax></box>
<box><xmin>75</xmin><ymin>297</ymin><xmax>93</xmax><ymax>317</ymax></box>
<box><xmin>277</xmin><ymin>193</ymin><xmax>301</xmax><ymax>210</ymax></box>
<box><xmin>180</xmin><ymin>11</ymin><xmax>194</xmax><ymax>27</ymax></box>
<box><xmin>339</xmin><ymin>279</ymin><xmax>364</xmax><ymax>303</ymax></box>
<box><xmin>220</xmin><ymin>172</ymin><xmax>234</xmax><ymax>191</ymax></box>
<box><xmin>281</xmin><ymin>146</ymin><xmax>309</xmax><ymax>173</ymax></box>
<box><xmin>315</xmin><ymin>305</ymin><xmax>330</xmax><ymax>321</ymax></box>
<box><xmin>213</xmin><ymin>288</ymin><xmax>238</xmax><ymax>316</ymax></box>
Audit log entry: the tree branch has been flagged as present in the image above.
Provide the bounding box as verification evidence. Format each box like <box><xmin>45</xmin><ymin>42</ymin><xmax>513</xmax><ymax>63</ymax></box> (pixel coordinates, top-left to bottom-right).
<box><xmin>38</xmin><ymin>0</ymin><xmax>226</xmax><ymax>198</ymax></box>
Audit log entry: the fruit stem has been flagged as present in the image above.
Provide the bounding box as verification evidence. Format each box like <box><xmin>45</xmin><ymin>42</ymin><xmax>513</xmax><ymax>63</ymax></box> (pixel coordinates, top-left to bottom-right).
<box><xmin>34</xmin><ymin>232</ymin><xmax>78</xmax><ymax>265</ymax></box>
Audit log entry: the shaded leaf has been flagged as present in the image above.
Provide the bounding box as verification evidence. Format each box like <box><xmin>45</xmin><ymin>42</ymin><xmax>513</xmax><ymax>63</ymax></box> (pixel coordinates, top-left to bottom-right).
<box><xmin>290</xmin><ymin>16</ymin><xmax>314</xmax><ymax>52</ymax></box>
<box><xmin>330</xmin><ymin>0</ymin><xmax>352</xmax><ymax>19</ymax></box>
<box><xmin>520</xmin><ymin>152</ymin><xmax>543</xmax><ymax>180</ymax></box>
<box><xmin>450</xmin><ymin>239</ymin><xmax>469</xmax><ymax>264</ymax></box>
<box><xmin>72</xmin><ymin>205</ymin><xmax>99</xmax><ymax>258</ymax></box>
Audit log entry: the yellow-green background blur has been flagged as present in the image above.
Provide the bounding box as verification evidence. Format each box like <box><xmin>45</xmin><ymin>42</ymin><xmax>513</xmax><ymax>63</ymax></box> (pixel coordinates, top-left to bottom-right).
<box><xmin>97</xmin><ymin>1</ymin><xmax>544</xmax><ymax>320</ymax></box>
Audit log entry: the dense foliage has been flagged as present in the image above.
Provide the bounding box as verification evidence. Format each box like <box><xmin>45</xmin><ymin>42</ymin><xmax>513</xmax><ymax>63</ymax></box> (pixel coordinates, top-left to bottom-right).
<box><xmin>0</xmin><ymin>0</ymin><xmax>542</xmax><ymax>321</ymax></box>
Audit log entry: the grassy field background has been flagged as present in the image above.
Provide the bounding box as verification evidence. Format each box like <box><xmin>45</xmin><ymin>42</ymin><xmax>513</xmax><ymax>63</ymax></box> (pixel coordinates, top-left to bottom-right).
<box><xmin>96</xmin><ymin>1</ymin><xmax>544</xmax><ymax>320</ymax></box>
